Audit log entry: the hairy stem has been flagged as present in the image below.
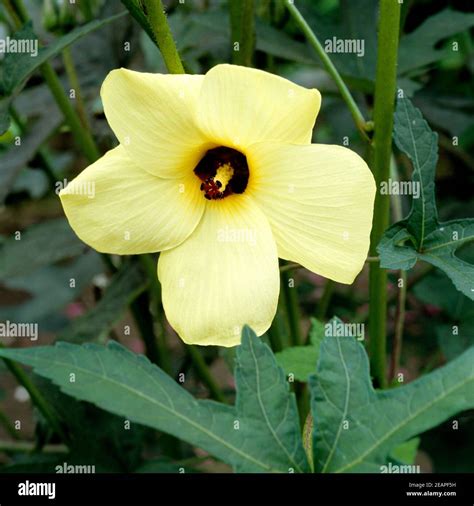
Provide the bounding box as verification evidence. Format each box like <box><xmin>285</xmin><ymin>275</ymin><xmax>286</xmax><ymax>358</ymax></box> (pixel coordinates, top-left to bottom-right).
<box><xmin>368</xmin><ymin>0</ymin><xmax>401</xmax><ymax>389</ymax></box>
<box><xmin>143</xmin><ymin>0</ymin><xmax>185</xmax><ymax>74</ymax></box>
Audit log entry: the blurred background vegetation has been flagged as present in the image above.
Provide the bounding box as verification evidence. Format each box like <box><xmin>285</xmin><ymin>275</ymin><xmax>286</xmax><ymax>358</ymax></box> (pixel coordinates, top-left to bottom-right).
<box><xmin>0</xmin><ymin>0</ymin><xmax>473</xmax><ymax>473</ymax></box>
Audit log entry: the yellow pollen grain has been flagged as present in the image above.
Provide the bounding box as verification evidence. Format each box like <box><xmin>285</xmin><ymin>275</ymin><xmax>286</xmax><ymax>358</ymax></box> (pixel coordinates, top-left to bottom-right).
<box><xmin>213</xmin><ymin>163</ymin><xmax>234</xmax><ymax>192</ymax></box>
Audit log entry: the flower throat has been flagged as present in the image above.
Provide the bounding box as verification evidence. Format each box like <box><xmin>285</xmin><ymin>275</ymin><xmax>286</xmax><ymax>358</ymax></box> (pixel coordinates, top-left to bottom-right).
<box><xmin>194</xmin><ymin>147</ymin><xmax>249</xmax><ymax>200</ymax></box>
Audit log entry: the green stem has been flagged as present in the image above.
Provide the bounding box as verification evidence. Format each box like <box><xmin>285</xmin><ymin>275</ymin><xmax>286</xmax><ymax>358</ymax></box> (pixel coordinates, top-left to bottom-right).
<box><xmin>62</xmin><ymin>46</ymin><xmax>91</xmax><ymax>131</ymax></box>
<box><xmin>40</xmin><ymin>62</ymin><xmax>99</xmax><ymax>163</ymax></box>
<box><xmin>368</xmin><ymin>0</ymin><xmax>401</xmax><ymax>389</ymax></box>
<box><xmin>302</xmin><ymin>412</ymin><xmax>314</xmax><ymax>471</ymax></box>
<box><xmin>281</xmin><ymin>268</ymin><xmax>303</xmax><ymax>346</ymax></box>
<box><xmin>143</xmin><ymin>0</ymin><xmax>185</xmax><ymax>74</ymax></box>
<box><xmin>284</xmin><ymin>0</ymin><xmax>368</xmax><ymax>139</ymax></box>
<box><xmin>187</xmin><ymin>346</ymin><xmax>227</xmax><ymax>404</ymax></box>
<box><xmin>0</xmin><ymin>343</ymin><xmax>67</xmax><ymax>442</ymax></box>
<box><xmin>9</xmin><ymin>0</ymin><xmax>100</xmax><ymax>163</ymax></box>
<box><xmin>229</xmin><ymin>0</ymin><xmax>255</xmax><ymax>66</ymax></box>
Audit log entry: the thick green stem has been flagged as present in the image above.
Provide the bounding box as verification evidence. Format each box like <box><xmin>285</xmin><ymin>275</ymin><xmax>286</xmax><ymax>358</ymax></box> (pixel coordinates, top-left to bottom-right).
<box><xmin>0</xmin><ymin>343</ymin><xmax>67</xmax><ymax>442</ymax></box>
<box><xmin>284</xmin><ymin>0</ymin><xmax>368</xmax><ymax>139</ymax></box>
<box><xmin>368</xmin><ymin>0</ymin><xmax>401</xmax><ymax>389</ymax></box>
<box><xmin>229</xmin><ymin>0</ymin><xmax>255</xmax><ymax>66</ymax></box>
<box><xmin>143</xmin><ymin>0</ymin><xmax>185</xmax><ymax>74</ymax></box>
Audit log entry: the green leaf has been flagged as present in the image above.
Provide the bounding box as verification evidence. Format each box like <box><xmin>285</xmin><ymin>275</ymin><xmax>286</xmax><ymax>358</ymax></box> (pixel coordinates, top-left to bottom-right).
<box><xmin>399</xmin><ymin>9</ymin><xmax>474</xmax><ymax>74</ymax></box>
<box><xmin>414</xmin><ymin>271</ymin><xmax>474</xmax><ymax>360</ymax></box>
<box><xmin>57</xmin><ymin>260</ymin><xmax>148</xmax><ymax>343</ymax></box>
<box><xmin>310</xmin><ymin>328</ymin><xmax>474</xmax><ymax>472</ymax></box>
<box><xmin>0</xmin><ymin>12</ymin><xmax>126</xmax><ymax>134</ymax></box>
<box><xmin>275</xmin><ymin>318</ymin><xmax>324</xmax><ymax>382</ymax></box>
<box><xmin>378</xmin><ymin>97</ymin><xmax>474</xmax><ymax>300</ymax></box>
<box><xmin>235</xmin><ymin>326</ymin><xmax>309</xmax><ymax>472</ymax></box>
<box><xmin>0</xmin><ymin>327</ymin><xmax>308</xmax><ymax>473</ymax></box>
<box><xmin>392</xmin><ymin>97</ymin><xmax>439</xmax><ymax>247</ymax></box>
<box><xmin>0</xmin><ymin>218</ymin><xmax>87</xmax><ymax>280</ymax></box>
